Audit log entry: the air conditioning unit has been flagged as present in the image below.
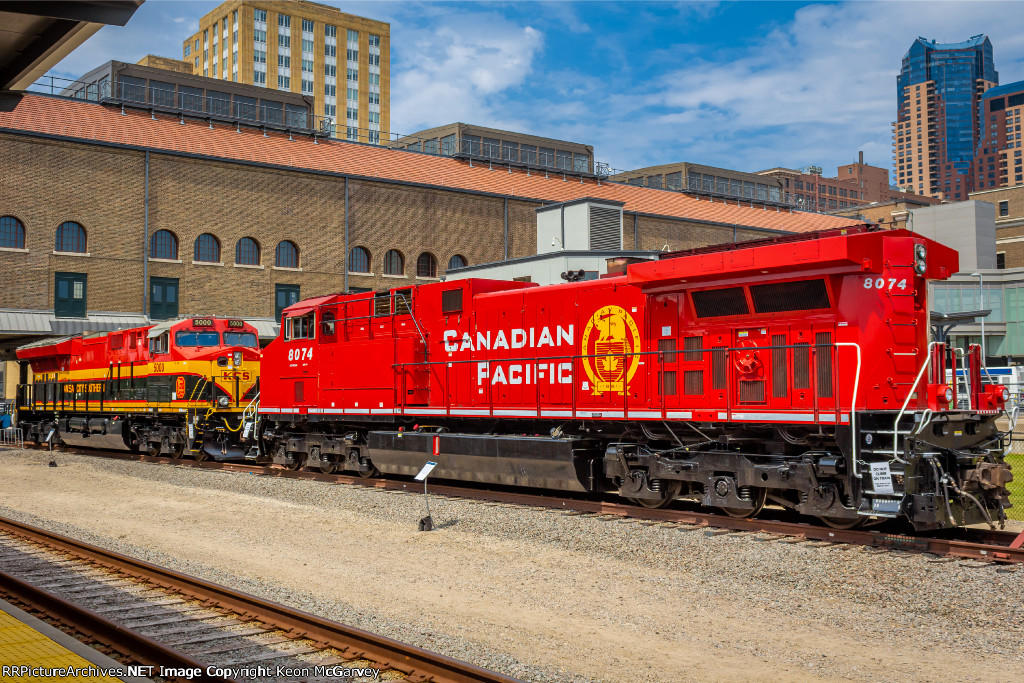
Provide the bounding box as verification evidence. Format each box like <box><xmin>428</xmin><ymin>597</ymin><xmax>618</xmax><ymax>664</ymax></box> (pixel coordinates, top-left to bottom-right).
<box><xmin>536</xmin><ymin>198</ymin><xmax>625</xmax><ymax>254</ymax></box>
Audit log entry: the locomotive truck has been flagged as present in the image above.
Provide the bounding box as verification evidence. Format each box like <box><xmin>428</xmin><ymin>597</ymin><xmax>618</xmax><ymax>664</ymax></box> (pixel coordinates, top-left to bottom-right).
<box><xmin>16</xmin><ymin>317</ymin><xmax>260</xmax><ymax>460</ymax></box>
<box><xmin>258</xmin><ymin>226</ymin><xmax>1014</xmax><ymax>530</ymax></box>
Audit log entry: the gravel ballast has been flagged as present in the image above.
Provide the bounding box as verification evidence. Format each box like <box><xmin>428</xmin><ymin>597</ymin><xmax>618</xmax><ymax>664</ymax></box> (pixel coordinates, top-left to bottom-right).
<box><xmin>0</xmin><ymin>448</ymin><xmax>1022</xmax><ymax>683</ymax></box>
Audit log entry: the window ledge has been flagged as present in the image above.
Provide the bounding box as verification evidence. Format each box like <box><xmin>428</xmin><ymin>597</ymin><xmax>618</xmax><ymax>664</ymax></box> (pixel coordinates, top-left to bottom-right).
<box><xmin>149</xmin><ymin>257</ymin><xmax>183</xmax><ymax>264</ymax></box>
<box><xmin>234</xmin><ymin>263</ymin><xmax>265</xmax><ymax>269</ymax></box>
<box><xmin>416</xmin><ymin>276</ymin><xmax>440</xmax><ymax>281</ymax></box>
<box><xmin>52</xmin><ymin>251</ymin><xmax>90</xmax><ymax>257</ymax></box>
<box><xmin>0</xmin><ymin>247</ymin><xmax>28</xmax><ymax>253</ymax></box>
<box><xmin>381</xmin><ymin>273</ymin><xmax>406</xmax><ymax>279</ymax></box>
<box><xmin>347</xmin><ymin>271</ymin><xmax>375</xmax><ymax>276</ymax></box>
<box><xmin>273</xmin><ymin>266</ymin><xmax>303</xmax><ymax>272</ymax></box>
<box><xmin>192</xmin><ymin>260</ymin><xmax>225</xmax><ymax>266</ymax></box>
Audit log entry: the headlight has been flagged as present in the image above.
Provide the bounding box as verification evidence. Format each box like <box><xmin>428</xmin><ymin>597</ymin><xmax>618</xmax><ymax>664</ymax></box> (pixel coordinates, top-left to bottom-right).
<box><xmin>1002</xmin><ymin>386</ymin><xmax>1010</xmax><ymax>401</ymax></box>
<box><xmin>233</xmin><ymin>351</ymin><xmax>242</xmax><ymax>366</ymax></box>
<box><xmin>915</xmin><ymin>244</ymin><xmax>927</xmax><ymax>260</ymax></box>
<box><xmin>218</xmin><ymin>396</ymin><xmax>230</xmax><ymax>407</ymax></box>
<box><xmin>914</xmin><ymin>258</ymin><xmax>927</xmax><ymax>275</ymax></box>
<box><xmin>944</xmin><ymin>387</ymin><xmax>954</xmax><ymax>404</ymax></box>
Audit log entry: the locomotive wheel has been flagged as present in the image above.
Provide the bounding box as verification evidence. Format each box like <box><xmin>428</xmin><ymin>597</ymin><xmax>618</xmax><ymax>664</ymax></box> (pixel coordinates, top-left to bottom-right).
<box><xmin>818</xmin><ymin>515</ymin><xmax>863</xmax><ymax>529</ymax></box>
<box><xmin>193</xmin><ymin>445</ymin><xmax>207</xmax><ymax>462</ymax></box>
<box><xmin>146</xmin><ymin>441</ymin><xmax>161</xmax><ymax>457</ymax></box>
<box><xmin>285</xmin><ymin>454</ymin><xmax>305</xmax><ymax>471</ymax></box>
<box><xmin>720</xmin><ymin>486</ymin><xmax>767</xmax><ymax>518</ymax></box>
<box><xmin>629</xmin><ymin>480</ymin><xmax>682</xmax><ymax>509</ymax></box>
<box><xmin>319</xmin><ymin>458</ymin><xmax>338</xmax><ymax>474</ymax></box>
<box><xmin>357</xmin><ymin>462</ymin><xmax>380</xmax><ymax>478</ymax></box>
<box><xmin>169</xmin><ymin>440</ymin><xmax>185</xmax><ymax>459</ymax></box>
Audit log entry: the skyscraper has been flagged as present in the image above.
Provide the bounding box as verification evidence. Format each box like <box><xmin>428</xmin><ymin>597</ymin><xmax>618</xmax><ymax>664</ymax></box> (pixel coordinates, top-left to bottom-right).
<box><xmin>975</xmin><ymin>80</ymin><xmax>1024</xmax><ymax>190</ymax></box>
<box><xmin>892</xmin><ymin>35</ymin><xmax>997</xmax><ymax>200</ymax></box>
<box><xmin>182</xmin><ymin>0</ymin><xmax>389</xmax><ymax>142</ymax></box>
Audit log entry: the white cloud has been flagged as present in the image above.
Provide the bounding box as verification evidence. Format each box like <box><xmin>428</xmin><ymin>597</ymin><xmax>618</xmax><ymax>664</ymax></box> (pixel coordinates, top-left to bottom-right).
<box><xmin>390</xmin><ymin>12</ymin><xmax>544</xmax><ymax>134</ymax></box>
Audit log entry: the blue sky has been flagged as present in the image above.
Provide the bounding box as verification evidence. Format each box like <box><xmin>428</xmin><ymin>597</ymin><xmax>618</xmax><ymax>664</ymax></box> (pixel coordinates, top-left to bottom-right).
<box><xmin>49</xmin><ymin>1</ymin><xmax>1024</xmax><ymax>179</ymax></box>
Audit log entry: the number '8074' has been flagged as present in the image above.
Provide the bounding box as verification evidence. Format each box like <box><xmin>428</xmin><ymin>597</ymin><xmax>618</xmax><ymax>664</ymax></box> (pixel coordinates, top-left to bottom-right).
<box><xmin>288</xmin><ymin>347</ymin><xmax>314</xmax><ymax>361</ymax></box>
<box><xmin>863</xmin><ymin>277</ymin><xmax>908</xmax><ymax>291</ymax></box>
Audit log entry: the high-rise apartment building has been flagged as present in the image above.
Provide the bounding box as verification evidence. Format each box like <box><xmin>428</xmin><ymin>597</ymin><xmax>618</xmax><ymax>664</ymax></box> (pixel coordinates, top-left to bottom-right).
<box><xmin>975</xmin><ymin>80</ymin><xmax>1024</xmax><ymax>191</ymax></box>
<box><xmin>892</xmin><ymin>35</ymin><xmax>998</xmax><ymax>201</ymax></box>
<box><xmin>182</xmin><ymin>0</ymin><xmax>388</xmax><ymax>141</ymax></box>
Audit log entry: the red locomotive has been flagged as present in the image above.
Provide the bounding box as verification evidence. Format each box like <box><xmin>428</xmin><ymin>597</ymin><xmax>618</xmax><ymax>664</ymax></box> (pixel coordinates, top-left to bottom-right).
<box><xmin>259</xmin><ymin>226</ymin><xmax>1013</xmax><ymax>529</ymax></box>
<box><xmin>260</xmin><ymin>227</ymin><xmax>1011</xmax><ymax>532</ymax></box>
<box><xmin>17</xmin><ymin>317</ymin><xmax>261</xmax><ymax>459</ymax></box>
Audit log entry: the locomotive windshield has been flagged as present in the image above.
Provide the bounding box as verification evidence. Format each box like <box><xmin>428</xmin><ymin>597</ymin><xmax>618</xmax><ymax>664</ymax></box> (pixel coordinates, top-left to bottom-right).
<box><xmin>175</xmin><ymin>330</ymin><xmax>220</xmax><ymax>347</ymax></box>
<box><xmin>223</xmin><ymin>331</ymin><xmax>258</xmax><ymax>348</ymax></box>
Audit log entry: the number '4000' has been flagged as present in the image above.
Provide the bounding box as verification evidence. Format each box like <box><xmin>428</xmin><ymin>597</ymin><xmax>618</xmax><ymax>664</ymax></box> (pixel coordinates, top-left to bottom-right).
<box><xmin>863</xmin><ymin>277</ymin><xmax>907</xmax><ymax>291</ymax></box>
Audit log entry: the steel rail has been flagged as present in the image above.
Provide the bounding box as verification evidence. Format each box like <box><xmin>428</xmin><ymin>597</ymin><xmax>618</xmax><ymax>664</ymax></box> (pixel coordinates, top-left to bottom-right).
<box><xmin>0</xmin><ymin>517</ymin><xmax>524</xmax><ymax>683</ymax></box>
<box><xmin>0</xmin><ymin>569</ymin><xmax>234</xmax><ymax>683</ymax></box>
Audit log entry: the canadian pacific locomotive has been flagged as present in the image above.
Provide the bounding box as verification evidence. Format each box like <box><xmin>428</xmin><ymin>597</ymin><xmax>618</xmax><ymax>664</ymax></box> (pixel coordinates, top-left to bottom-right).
<box><xmin>17</xmin><ymin>317</ymin><xmax>260</xmax><ymax>459</ymax></box>
<box><xmin>259</xmin><ymin>227</ymin><xmax>1013</xmax><ymax>530</ymax></box>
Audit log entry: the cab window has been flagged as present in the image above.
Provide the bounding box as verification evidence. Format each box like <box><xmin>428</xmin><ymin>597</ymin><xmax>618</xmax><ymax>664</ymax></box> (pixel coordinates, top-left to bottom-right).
<box><xmin>223</xmin><ymin>331</ymin><xmax>258</xmax><ymax>348</ymax></box>
<box><xmin>149</xmin><ymin>333</ymin><xmax>169</xmax><ymax>355</ymax></box>
<box><xmin>176</xmin><ymin>330</ymin><xmax>220</xmax><ymax>347</ymax></box>
<box><xmin>285</xmin><ymin>312</ymin><xmax>315</xmax><ymax>340</ymax></box>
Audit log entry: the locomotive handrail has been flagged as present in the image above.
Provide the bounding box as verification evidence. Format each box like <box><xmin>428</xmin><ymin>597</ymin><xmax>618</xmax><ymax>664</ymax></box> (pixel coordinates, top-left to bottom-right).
<box><xmin>834</xmin><ymin>342</ymin><xmax>862</xmax><ymax>476</ymax></box>
<box><xmin>394</xmin><ymin>341</ymin><xmax>853</xmax><ymax>424</ymax></box>
<box><xmin>891</xmin><ymin>341</ymin><xmax>939</xmax><ymax>463</ymax></box>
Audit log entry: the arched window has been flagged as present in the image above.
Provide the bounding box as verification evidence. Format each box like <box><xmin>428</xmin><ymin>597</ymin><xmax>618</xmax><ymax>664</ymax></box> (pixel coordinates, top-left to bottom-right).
<box><xmin>0</xmin><ymin>216</ymin><xmax>25</xmax><ymax>249</ymax></box>
<box><xmin>416</xmin><ymin>252</ymin><xmax>437</xmax><ymax>278</ymax></box>
<box><xmin>275</xmin><ymin>240</ymin><xmax>299</xmax><ymax>268</ymax></box>
<box><xmin>348</xmin><ymin>246</ymin><xmax>370</xmax><ymax>273</ymax></box>
<box><xmin>149</xmin><ymin>229</ymin><xmax>178</xmax><ymax>260</ymax></box>
<box><xmin>194</xmin><ymin>233</ymin><xmax>221</xmax><ymax>263</ymax></box>
<box><xmin>383</xmin><ymin>249</ymin><xmax>404</xmax><ymax>275</ymax></box>
<box><xmin>55</xmin><ymin>221</ymin><xmax>86</xmax><ymax>253</ymax></box>
<box><xmin>447</xmin><ymin>254</ymin><xmax>467</xmax><ymax>271</ymax></box>
<box><xmin>236</xmin><ymin>237</ymin><xmax>261</xmax><ymax>265</ymax></box>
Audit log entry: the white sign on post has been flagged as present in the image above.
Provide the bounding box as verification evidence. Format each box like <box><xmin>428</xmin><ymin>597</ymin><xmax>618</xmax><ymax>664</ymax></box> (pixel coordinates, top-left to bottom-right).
<box><xmin>869</xmin><ymin>462</ymin><xmax>895</xmax><ymax>494</ymax></box>
<box><xmin>415</xmin><ymin>461</ymin><xmax>438</xmax><ymax>481</ymax></box>
<box><xmin>45</xmin><ymin>429</ymin><xmax>55</xmax><ymax>443</ymax></box>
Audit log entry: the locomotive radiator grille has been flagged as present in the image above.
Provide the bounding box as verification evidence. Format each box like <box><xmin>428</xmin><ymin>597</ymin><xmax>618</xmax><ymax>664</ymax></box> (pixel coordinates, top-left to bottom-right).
<box><xmin>660</xmin><ymin>371</ymin><xmax>677</xmax><ymax>395</ymax></box>
<box><xmin>712</xmin><ymin>347</ymin><xmax>728</xmax><ymax>389</ymax></box>
<box><xmin>739</xmin><ymin>380</ymin><xmax>766</xmax><ymax>403</ymax></box>
<box><xmin>684</xmin><ymin>370</ymin><xmax>704</xmax><ymax>396</ymax></box>
<box><xmin>772</xmin><ymin>334</ymin><xmax>788</xmax><ymax>398</ymax></box>
<box><xmin>794</xmin><ymin>344</ymin><xmax>810</xmax><ymax>389</ymax></box>
<box><xmin>683</xmin><ymin>336</ymin><xmax>703</xmax><ymax>361</ymax></box>
<box><xmin>816</xmin><ymin>332</ymin><xmax>833</xmax><ymax>398</ymax></box>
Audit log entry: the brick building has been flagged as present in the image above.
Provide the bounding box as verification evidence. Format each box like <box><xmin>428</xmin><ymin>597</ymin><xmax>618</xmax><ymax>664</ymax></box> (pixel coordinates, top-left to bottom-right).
<box><xmin>975</xmin><ymin>80</ymin><xmax>1024</xmax><ymax>191</ymax></box>
<box><xmin>0</xmin><ymin>92</ymin><xmax>861</xmax><ymax>385</ymax></box>
<box><xmin>181</xmin><ymin>0</ymin><xmax>389</xmax><ymax>142</ymax></box>
<box><xmin>970</xmin><ymin>185</ymin><xmax>1024</xmax><ymax>268</ymax></box>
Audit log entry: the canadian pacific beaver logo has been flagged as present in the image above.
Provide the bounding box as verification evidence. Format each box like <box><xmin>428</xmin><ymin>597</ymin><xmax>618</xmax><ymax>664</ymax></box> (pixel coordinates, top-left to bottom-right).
<box><xmin>581</xmin><ymin>305</ymin><xmax>642</xmax><ymax>395</ymax></box>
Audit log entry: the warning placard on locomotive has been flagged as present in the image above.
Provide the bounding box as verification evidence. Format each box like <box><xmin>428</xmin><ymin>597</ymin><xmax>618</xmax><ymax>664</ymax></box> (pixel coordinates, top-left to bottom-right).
<box><xmin>869</xmin><ymin>462</ymin><xmax>895</xmax><ymax>494</ymax></box>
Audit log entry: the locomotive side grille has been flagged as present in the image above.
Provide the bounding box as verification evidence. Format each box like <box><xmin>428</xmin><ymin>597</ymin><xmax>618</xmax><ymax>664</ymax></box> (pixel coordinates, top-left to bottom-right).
<box><xmin>691</xmin><ymin>287</ymin><xmax>749</xmax><ymax>318</ymax></box>
<box><xmin>589</xmin><ymin>206</ymin><xmax>623</xmax><ymax>250</ymax></box>
<box><xmin>772</xmin><ymin>334</ymin><xmax>788</xmax><ymax>398</ymax></box>
<box><xmin>657</xmin><ymin>338</ymin><xmax>677</xmax><ymax>363</ymax></box>
<box><xmin>294</xmin><ymin>381</ymin><xmax>304</xmax><ymax>402</ymax></box>
<box><xmin>441</xmin><ymin>288</ymin><xmax>463</xmax><ymax>313</ymax></box>
<box><xmin>794</xmin><ymin>344</ymin><xmax>810</xmax><ymax>389</ymax></box>
<box><xmin>750</xmin><ymin>279</ymin><xmax>830</xmax><ymax>313</ymax></box>
<box><xmin>816</xmin><ymin>332</ymin><xmax>833</xmax><ymax>398</ymax></box>
<box><xmin>684</xmin><ymin>370</ymin><xmax>704</xmax><ymax>395</ymax></box>
<box><xmin>394</xmin><ymin>288</ymin><xmax>413</xmax><ymax>315</ymax></box>
<box><xmin>739</xmin><ymin>380</ymin><xmax>765</xmax><ymax>403</ymax></box>
<box><xmin>373</xmin><ymin>291</ymin><xmax>391</xmax><ymax>317</ymax></box>
<box><xmin>660</xmin><ymin>371</ymin><xmax>677</xmax><ymax>396</ymax></box>
<box><xmin>683</xmin><ymin>335</ymin><xmax>703</xmax><ymax>361</ymax></box>
<box><xmin>712</xmin><ymin>347</ymin><xmax>727</xmax><ymax>389</ymax></box>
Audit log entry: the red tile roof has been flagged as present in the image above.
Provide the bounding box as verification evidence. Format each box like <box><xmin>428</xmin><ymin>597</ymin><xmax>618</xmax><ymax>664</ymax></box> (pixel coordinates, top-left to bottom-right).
<box><xmin>0</xmin><ymin>94</ymin><xmax>862</xmax><ymax>234</ymax></box>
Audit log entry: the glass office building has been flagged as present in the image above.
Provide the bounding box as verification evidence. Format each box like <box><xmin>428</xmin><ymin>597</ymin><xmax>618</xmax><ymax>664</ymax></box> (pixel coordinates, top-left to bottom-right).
<box><xmin>893</xmin><ymin>36</ymin><xmax>998</xmax><ymax>200</ymax></box>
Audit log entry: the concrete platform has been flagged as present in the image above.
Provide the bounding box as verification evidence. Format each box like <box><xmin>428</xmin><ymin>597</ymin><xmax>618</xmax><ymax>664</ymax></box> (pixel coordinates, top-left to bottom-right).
<box><xmin>0</xmin><ymin>598</ymin><xmax>152</xmax><ymax>682</ymax></box>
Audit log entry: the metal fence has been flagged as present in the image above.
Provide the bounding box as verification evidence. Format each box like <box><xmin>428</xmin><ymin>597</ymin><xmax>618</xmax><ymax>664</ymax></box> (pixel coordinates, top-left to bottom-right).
<box><xmin>0</xmin><ymin>427</ymin><xmax>24</xmax><ymax>449</ymax></box>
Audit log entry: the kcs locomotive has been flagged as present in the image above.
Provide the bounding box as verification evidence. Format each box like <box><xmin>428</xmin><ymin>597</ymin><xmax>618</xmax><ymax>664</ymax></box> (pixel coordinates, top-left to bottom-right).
<box><xmin>17</xmin><ymin>317</ymin><xmax>260</xmax><ymax>459</ymax></box>
<box><xmin>258</xmin><ymin>226</ymin><xmax>1014</xmax><ymax>530</ymax></box>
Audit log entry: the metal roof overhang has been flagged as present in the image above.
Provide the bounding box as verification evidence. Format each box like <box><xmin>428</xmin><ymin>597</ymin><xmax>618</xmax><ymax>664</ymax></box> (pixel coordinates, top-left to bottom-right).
<box><xmin>0</xmin><ymin>1</ymin><xmax>143</xmax><ymax>91</ymax></box>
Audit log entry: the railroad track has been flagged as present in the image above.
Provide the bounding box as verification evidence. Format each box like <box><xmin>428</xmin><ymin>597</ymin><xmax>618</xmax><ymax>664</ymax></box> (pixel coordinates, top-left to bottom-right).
<box><xmin>18</xmin><ymin>445</ymin><xmax>1024</xmax><ymax>565</ymax></box>
<box><xmin>0</xmin><ymin>516</ymin><xmax>523</xmax><ymax>683</ymax></box>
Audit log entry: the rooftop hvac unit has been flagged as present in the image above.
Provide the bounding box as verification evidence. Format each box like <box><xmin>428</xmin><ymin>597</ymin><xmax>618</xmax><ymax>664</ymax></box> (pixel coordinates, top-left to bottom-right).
<box><xmin>536</xmin><ymin>199</ymin><xmax>624</xmax><ymax>254</ymax></box>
